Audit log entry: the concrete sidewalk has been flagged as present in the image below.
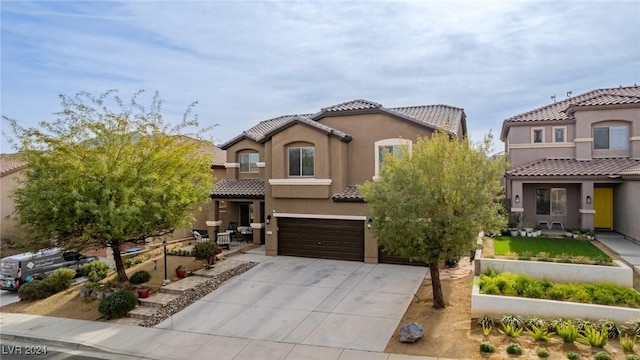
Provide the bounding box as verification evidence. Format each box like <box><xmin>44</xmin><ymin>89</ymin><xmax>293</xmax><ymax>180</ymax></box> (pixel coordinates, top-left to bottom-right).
<box><xmin>596</xmin><ymin>232</ymin><xmax>640</xmax><ymax>274</ymax></box>
<box><xmin>0</xmin><ymin>313</ymin><xmax>451</xmax><ymax>360</ymax></box>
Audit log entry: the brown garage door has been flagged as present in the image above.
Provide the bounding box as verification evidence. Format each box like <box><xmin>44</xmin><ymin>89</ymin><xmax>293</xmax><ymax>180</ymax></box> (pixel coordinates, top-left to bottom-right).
<box><xmin>278</xmin><ymin>218</ymin><xmax>364</xmax><ymax>261</ymax></box>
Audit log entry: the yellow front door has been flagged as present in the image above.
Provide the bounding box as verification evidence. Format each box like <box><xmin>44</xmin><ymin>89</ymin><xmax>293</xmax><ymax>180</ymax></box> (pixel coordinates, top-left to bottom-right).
<box><xmin>593</xmin><ymin>188</ymin><xmax>613</xmax><ymax>229</ymax></box>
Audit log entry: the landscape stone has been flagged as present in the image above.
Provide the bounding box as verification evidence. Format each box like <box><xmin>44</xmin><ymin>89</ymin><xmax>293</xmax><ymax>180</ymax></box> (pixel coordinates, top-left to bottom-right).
<box><xmin>399</xmin><ymin>322</ymin><xmax>424</xmax><ymax>343</ymax></box>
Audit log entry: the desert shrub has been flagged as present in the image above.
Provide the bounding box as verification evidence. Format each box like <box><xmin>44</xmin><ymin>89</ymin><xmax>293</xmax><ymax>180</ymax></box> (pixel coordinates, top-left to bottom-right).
<box><xmin>598</xmin><ymin>319</ymin><xmax>621</xmax><ymax>339</ymax></box>
<box><xmin>577</xmin><ymin>325</ymin><xmax>608</xmax><ymax>347</ymax></box>
<box><xmin>500</xmin><ymin>322</ymin><xmax>523</xmax><ymax>338</ymax></box>
<box><xmin>98</xmin><ymin>290</ymin><xmax>137</xmax><ymax>319</ymax></box>
<box><xmin>44</xmin><ymin>268</ymin><xmax>76</xmax><ymax>293</ymax></box>
<box><xmin>526</xmin><ymin>324</ymin><xmax>555</xmax><ymax>342</ymax></box>
<box><xmin>557</xmin><ymin>321</ymin><xmax>579</xmax><ymax>343</ymax></box>
<box><xmin>479</xmin><ymin>272</ymin><xmax>640</xmax><ymax>307</ymax></box>
<box><xmin>526</xmin><ymin>317</ymin><xmax>549</xmax><ymax>331</ymax></box>
<box><xmin>193</xmin><ymin>242</ymin><xmax>218</xmax><ymax>261</ymax></box>
<box><xmin>17</xmin><ymin>280</ymin><xmax>54</xmax><ymax>301</ymax></box>
<box><xmin>537</xmin><ymin>348</ymin><xmax>550</xmax><ymax>358</ymax></box>
<box><xmin>81</xmin><ymin>261</ymin><xmax>111</xmax><ymax>282</ymax></box>
<box><xmin>594</xmin><ymin>351</ymin><xmax>611</xmax><ymax>360</ymax></box>
<box><xmin>506</xmin><ymin>342</ymin><xmax>522</xmax><ymax>355</ymax></box>
<box><xmin>620</xmin><ymin>333</ymin><xmax>637</xmax><ymax>353</ymax></box>
<box><xmin>627</xmin><ymin>355</ymin><xmax>640</xmax><ymax>360</ymax></box>
<box><xmin>566</xmin><ymin>352</ymin><xmax>579</xmax><ymax>360</ymax></box>
<box><xmin>501</xmin><ymin>314</ymin><xmax>524</xmax><ymax>329</ymax></box>
<box><xmin>479</xmin><ymin>341</ymin><xmax>495</xmax><ymax>353</ymax></box>
<box><xmin>477</xmin><ymin>315</ymin><xmax>495</xmax><ymax>328</ymax></box>
<box><xmin>128</xmin><ymin>270</ymin><xmax>151</xmax><ymax>285</ymax></box>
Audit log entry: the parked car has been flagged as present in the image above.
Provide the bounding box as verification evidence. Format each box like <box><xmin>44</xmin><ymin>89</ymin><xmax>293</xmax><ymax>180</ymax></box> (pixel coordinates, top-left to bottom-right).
<box><xmin>0</xmin><ymin>248</ymin><xmax>98</xmax><ymax>291</ymax></box>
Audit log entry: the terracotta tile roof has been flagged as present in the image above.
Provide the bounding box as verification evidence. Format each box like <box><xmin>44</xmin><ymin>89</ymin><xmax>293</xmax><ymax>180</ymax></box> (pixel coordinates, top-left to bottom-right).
<box><xmin>211</xmin><ymin>179</ymin><xmax>264</xmax><ymax>199</ymax></box>
<box><xmin>0</xmin><ymin>155</ymin><xmax>26</xmax><ymax>177</ymax></box>
<box><xmin>504</xmin><ymin>85</ymin><xmax>640</xmax><ymax>124</ymax></box>
<box><xmin>619</xmin><ymin>163</ymin><xmax>640</xmax><ymax>176</ymax></box>
<box><xmin>221</xmin><ymin>99</ymin><xmax>466</xmax><ymax>149</ymax></box>
<box><xmin>506</xmin><ymin>158</ymin><xmax>640</xmax><ymax>177</ymax></box>
<box><xmin>389</xmin><ymin>105</ymin><xmax>464</xmax><ymax>134</ymax></box>
<box><xmin>321</xmin><ymin>99</ymin><xmax>382</xmax><ymax>112</ymax></box>
<box><xmin>208</xmin><ymin>146</ymin><xmax>226</xmax><ymax>167</ymax></box>
<box><xmin>332</xmin><ymin>186</ymin><xmax>365</xmax><ymax>202</ymax></box>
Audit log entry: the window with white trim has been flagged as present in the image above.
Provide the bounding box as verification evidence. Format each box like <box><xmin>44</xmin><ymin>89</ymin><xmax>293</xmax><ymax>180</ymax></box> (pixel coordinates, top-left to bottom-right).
<box><xmin>239</xmin><ymin>152</ymin><xmax>259</xmax><ymax>173</ymax></box>
<box><xmin>553</xmin><ymin>127</ymin><xmax>566</xmax><ymax>143</ymax></box>
<box><xmin>594</xmin><ymin>126</ymin><xmax>628</xmax><ymax>150</ymax></box>
<box><xmin>532</xmin><ymin>128</ymin><xmax>544</xmax><ymax>143</ymax></box>
<box><xmin>288</xmin><ymin>146</ymin><xmax>314</xmax><ymax>176</ymax></box>
<box><xmin>374</xmin><ymin>138</ymin><xmax>412</xmax><ymax>177</ymax></box>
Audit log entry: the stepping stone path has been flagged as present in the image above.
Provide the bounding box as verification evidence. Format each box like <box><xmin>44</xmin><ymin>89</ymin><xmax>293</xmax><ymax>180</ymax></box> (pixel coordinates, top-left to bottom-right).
<box><xmin>425</xmin><ymin>256</ymin><xmax>473</xmax><ymax>281</ymax></box>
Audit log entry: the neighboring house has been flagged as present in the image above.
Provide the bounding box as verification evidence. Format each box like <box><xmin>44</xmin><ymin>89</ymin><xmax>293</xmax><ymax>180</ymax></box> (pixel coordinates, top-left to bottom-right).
<box><xmin>0</xmin><ymin>155</ymin><xmax>27</xmax><ymax>243</ymax></box>
<box><xmin>500</xmin><ymin>85</ymin><xmax>640</xmax><ymax>241</ymax></box>
<box><xmin>211</xmin><ymin>99</ymin><xmax>467</xmax><ymax>264</ymax></box>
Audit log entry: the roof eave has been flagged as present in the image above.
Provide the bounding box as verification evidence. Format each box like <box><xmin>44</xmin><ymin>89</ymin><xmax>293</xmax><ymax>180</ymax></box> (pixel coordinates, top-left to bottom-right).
<box><xmin>219</xmin><ymin>133</ymin><xmax>259</xmax><ymax>150</ymax></box>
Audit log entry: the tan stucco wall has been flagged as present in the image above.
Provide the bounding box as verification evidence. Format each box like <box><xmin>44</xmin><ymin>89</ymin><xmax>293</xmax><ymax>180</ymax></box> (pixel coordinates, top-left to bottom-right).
<box><xmin>505</xmin><ymin>122</ymin><xmax>576</xmax><ymax>167</ymax></box>
<box><xmin>318</xmin><ymin>113</ymin><xmax>435</xmax><ymax>184</ymax></box>
<box><xmin>0</xmin><ymin>169</ymin><xmax>25</xmax><ymax>242</ymax></box>
<box><xmin>224</xmin><ymin>139</ymin><xmax>265</xmax><ymax>180</ymax></box>
<box><xmin>615</xmin><ymin>179</ymin><xmax>640</xmax><ymax>241</ymax></box>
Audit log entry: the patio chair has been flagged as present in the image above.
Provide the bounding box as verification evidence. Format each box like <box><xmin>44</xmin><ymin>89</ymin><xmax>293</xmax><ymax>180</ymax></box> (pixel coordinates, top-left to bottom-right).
<box><xmin>192</xmin><ymin>229</ymin><xmax>210</xmax><ymax>243</ymax></box>
<box><xmin>216</xmin><ymin>231</ymin><xmax>231</xmax><ymax>250</ymax></box>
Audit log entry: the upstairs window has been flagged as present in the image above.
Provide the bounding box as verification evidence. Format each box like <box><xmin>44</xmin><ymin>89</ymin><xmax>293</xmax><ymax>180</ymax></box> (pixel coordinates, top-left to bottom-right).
<box><xmin>374</xmin><ymin>138</ymin><xmax>412</xmax><ymax>178</ymax></box>
<box><xmin>378</xmin><ymin>145</ymin><xmax>405</xmax><ymax>166</ymax></box>
<box><xmin>532</xmin><ymin>128</ymin><xmax>544</xmax><ymax>143</ymax></box>
<box><xmin>239</xmin><ymin>152</ymin><xmax>259</xmax><ymax>173</ymax></box>
<box><xmin>288</xmin><ymin>146</ymin><xmax>314</xmax><ymax>176</ymax></box>
<box><xmin>594</xmin><ymin>126</ymin><xmax>628</xmax><ymax>150</ymax></box>
<box><xmin>553</xmin><ymin>127</ymin><xmax>566</xmax><ymax>143</ymax></box>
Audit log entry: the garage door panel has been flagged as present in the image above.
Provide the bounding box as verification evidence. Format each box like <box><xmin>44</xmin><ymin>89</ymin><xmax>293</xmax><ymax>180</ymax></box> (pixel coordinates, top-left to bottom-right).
<box><xmin>278</xmin><ymin>218</ymin><xmax>364</xmax><ymax>261</ymax></box>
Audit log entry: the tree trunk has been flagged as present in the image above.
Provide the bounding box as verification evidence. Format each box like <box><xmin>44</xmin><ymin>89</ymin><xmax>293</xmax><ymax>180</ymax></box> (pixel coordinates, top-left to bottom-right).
<box><xmin>111</xmin><ymin>245</ymin><xmax>128</xmax><ymax>282</ymax></box>
<box><xmin>429</xmin><ymin>262</ymin><xmax>445</xmax><ymax>309</ymax></box>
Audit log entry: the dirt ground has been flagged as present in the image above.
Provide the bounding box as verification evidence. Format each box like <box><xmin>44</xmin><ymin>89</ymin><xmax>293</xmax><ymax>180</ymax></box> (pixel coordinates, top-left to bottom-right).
<box><xmin>386</xmin><ymin>237</ymin><xmax>634</xmax><ymax>359</ymax></box>
<box><xmin>0</xmin><ymin>255</ymin><xmax>206</xmax><ymax>320</ymax></box>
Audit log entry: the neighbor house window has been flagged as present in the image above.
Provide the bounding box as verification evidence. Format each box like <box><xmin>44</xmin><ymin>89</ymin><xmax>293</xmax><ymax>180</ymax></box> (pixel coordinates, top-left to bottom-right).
<box><xmin>553</xmin><ymin>127</ymin><xmax>566</xmax><ymax>143</ymax></box>
<box><xmin>239</xmin><ymin>152</ymin><xmax>259</xmax><ymax>173</ymax></box>
<box><xmin>594</xmin><ymin>126</ymin><xmax>628</xmax><ymax>150</ymax></box>
<box><xmin>532</xmin><ymin>128</ymin><xmax>544</xmax><ymax>143</ymax></box>
<box><xmin>536</xmin><ymin>188</ymin><xmax>566</xmax><ymax>215</ymax></box>
<box><xmin>288</xmin><ymin>146</ymin><xmax>314</xmax><ymax>176</ymax></box>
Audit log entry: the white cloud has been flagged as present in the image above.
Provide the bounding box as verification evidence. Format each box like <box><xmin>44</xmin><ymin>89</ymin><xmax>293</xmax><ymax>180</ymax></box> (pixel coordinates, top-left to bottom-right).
<box><xmin>1</xmin><ymin>0</ymin><xmax>639</xmax><ymax>152</ymax></box>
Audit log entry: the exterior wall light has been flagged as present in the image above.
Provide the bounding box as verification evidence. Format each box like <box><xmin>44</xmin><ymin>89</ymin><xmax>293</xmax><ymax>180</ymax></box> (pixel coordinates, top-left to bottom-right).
<box><xmin>368</xmin><ymin>218</ymin><xmax>373</xmax><ymax>229</ymax></box>
<box><xmin>266</xmin><ymin>215</ymin><xmax>271</xmax><ymax>224</ymax></box>
<box><xmin>586</xmin><ymin>196</ymin><xmax>592</xmax><ymax>204</ymax></box>
<box><xmin>514</xmin><ymin>195</ymin><xmax>520</xmax><ymax>203</ymax></box>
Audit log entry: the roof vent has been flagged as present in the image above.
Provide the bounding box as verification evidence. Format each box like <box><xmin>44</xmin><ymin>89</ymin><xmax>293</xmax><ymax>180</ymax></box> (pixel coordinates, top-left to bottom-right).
<box><xmin>550</xmin><ymin>95</ymin><xmax>556</xmax><ymax>103</ymax></box>
<box><xmin>566</xmin><ymin>91</ymin><xmax>572</xmax><ymax>98</ymax></box>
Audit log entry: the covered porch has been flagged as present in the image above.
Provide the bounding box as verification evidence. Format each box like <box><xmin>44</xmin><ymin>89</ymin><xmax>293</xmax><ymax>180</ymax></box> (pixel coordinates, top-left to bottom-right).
<box><xmin>209</xmin><ymin>178</ymin><xmax>266</xmax><ymax>246</ymax></box>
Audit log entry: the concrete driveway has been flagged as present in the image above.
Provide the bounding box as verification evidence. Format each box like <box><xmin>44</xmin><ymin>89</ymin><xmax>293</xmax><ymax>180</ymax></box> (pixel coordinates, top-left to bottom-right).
<box><xmin>156</xmin><ymin>254</ymin><xmax>427</xmax><ymax>352</ymax></box>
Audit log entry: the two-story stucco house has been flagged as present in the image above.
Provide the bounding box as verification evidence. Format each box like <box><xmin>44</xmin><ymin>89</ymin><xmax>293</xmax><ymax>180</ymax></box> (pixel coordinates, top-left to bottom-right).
<box><xmin>501</xmin><ymin>85</ymin><xmax>640</xmax><ymax>241</ymax></box>
<box><xmin>211</xmin><ymin>99</ymin><xmax>467</xmax><ymax>264</ymax></box>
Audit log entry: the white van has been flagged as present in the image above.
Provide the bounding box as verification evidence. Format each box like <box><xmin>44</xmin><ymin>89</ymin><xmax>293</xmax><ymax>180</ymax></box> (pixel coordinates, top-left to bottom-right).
<box><xmin>0</xmin><ymin>248</ymin><xmax>97</xmax><ymax>291</ymax></box>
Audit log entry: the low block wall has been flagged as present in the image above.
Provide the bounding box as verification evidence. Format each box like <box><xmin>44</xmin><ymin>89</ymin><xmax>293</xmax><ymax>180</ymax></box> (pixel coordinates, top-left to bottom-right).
<box><xmin>471</xmin><ymin>278</ymin><xmax>640</xmax><ymax>323</ymax></box>
<box><xmin>477</xmin><ymin>258</ymin><xmax>632</xmax><ymax>287</ymax></box>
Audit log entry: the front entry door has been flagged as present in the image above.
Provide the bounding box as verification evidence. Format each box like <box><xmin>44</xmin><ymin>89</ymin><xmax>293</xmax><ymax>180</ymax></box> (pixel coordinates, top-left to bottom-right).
<box><xmin>594</xmin><ymin>188</ymin><xmax>613</xmax><ymax>229</ymax></box>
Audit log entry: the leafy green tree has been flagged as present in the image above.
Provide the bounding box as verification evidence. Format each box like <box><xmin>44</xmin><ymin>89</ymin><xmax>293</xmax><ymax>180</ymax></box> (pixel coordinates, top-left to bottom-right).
<box><xmin>4</xmin><ymin>90</ymin><xmax>214</xmax><ymax>282</ymax></box>
<box><xmin>359</xmin><ymin>131</ymin><xmax>507</xmax><ymax>308</ymax></box>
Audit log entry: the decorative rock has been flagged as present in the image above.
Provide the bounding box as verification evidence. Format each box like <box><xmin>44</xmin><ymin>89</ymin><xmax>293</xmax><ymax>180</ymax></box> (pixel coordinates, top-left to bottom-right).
<box><xmin>399</xmin><ymin>322</ymin><xmax>424</xmax><ymax>343</ymax></box>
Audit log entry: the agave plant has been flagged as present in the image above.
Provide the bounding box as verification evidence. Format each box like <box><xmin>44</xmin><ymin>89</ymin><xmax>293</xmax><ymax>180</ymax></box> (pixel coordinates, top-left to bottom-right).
<box><xmin>577</xmin><ymin>325</ymin><xmax>608</xmax><ymax>348</ymax></box>
<box><xmin>499</xmin><ymin>322</ymin><xmax>523</xmax><ymax>338</ymax></box>
<box><xmin>501</xmin><ymin>314</ymin><xmax>524</xmax><ymax>330</ymax></box>
<box><xmin>526</xmin><ymin>324</ymin><xmax>555</xmax><ymax>342</ymax></box>
<box><xmin>557</xmin><ymin>320</ymin><xmax>579</xmax><ymax>343</ymax></box>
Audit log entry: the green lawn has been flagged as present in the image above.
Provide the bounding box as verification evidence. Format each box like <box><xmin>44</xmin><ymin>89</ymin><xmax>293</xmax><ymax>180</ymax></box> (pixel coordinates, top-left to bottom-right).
<box><xmin>493</xmin><ymin>236</ymin><xmax>611</xmax><ymax>260</ymax></box>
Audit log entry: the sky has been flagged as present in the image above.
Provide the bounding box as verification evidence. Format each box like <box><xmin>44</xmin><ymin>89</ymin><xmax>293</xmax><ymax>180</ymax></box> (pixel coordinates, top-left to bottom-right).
<box><xmin>1</xmin><ymin>0</ymin><xmax>639</xmax><ymax>154</ymax></box>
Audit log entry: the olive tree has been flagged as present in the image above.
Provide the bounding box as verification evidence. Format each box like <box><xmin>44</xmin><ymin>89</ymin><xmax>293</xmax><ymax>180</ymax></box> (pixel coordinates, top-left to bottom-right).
<box><xmin>359</xmin><ymin>131</ymin><xmax>507</xmax><ymax>308</ymax></box>
<box><xmin>5</xmin><ymin>90</ymin><xmax>214</xmax><ymax>282</ymax></box>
